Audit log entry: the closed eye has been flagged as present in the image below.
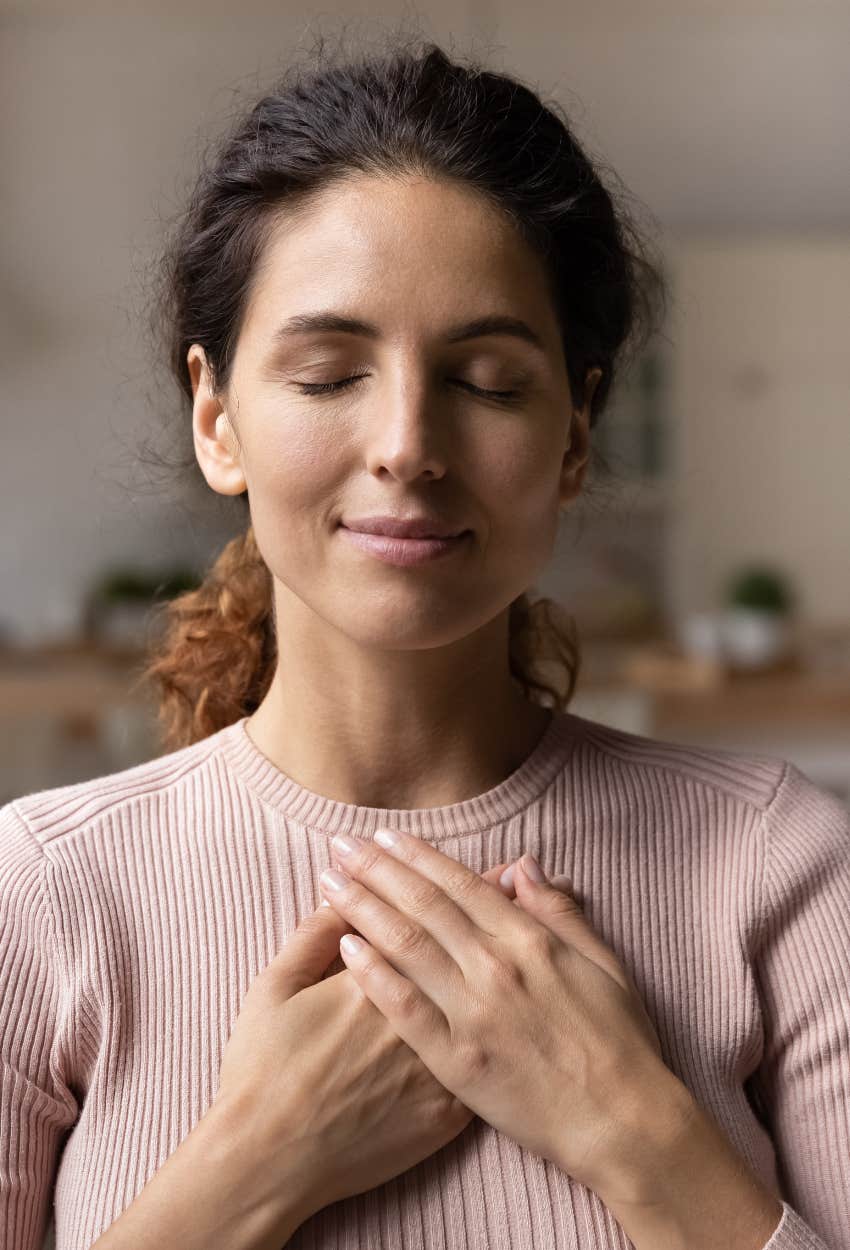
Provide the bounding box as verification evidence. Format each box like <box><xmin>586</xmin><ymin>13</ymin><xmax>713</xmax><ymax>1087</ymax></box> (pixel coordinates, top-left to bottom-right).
<box><xmin>293</xmin><ymin>374</ymin><xmax>523</xmax><ymax>402</ymax></box>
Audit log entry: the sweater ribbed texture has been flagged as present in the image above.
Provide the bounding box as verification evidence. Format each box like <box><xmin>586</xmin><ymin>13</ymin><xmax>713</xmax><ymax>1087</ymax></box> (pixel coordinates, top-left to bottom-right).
<box><xmin>1</xmin><ymin>709</ymin><xmax>848</xmax><ymax>1249</ymax></box>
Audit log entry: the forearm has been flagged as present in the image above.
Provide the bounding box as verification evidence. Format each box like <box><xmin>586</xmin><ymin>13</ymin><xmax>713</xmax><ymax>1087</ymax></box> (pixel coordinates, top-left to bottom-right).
<box><xmin>592</xmin><ymin>1072</ymin><xmax>784</xmax><ymax>1250</ymax></box>
<box><xmin>90</xmin><ymin>1098</ymin><xmax>313</xmax><ymax>1250</ymax></box>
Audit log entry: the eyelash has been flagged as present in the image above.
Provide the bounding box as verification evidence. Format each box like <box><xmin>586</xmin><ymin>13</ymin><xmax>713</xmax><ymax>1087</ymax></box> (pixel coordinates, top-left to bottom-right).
<box><xmin>293</xmin><ymin>373</ymin><xmax>523</xmax><ymax>403</ymax></box>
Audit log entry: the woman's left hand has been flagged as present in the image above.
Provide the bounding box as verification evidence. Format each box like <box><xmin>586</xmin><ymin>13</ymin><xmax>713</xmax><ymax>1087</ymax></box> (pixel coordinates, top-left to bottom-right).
<box><xmin>319</xmin><ymin>827</ymin><xmax>676</xmax><ymax>1198</ymax></box>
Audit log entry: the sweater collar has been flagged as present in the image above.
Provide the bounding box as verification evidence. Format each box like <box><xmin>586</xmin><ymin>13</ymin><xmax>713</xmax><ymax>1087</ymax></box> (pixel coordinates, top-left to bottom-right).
<box><xmin>216</xmin><ymin>707</ymin><xmax>580</xmax><ymax>841</ymax></box>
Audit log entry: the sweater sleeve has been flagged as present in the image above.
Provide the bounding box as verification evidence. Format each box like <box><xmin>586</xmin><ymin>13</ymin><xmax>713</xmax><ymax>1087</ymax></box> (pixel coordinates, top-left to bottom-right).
<box><xmin>0</xmin><ymin>801</ymin><xmax>80</xmax><ymax>1250</ymax></box>
<box><xmin>746</xmin><ymin>762</ymin><xmax>850</xmax><ymax>1250</ymax></box>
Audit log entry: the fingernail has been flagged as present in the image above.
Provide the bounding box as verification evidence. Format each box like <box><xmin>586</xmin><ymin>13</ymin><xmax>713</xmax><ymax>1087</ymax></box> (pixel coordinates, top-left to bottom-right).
<box><xmin>331</xmin><ymin>834</ymin><xmax>356</xmax><ymax>857</ymax></box>
<box><xmin>522</xmin><ymin>854</ymin><xmax>546</xmax><ymax>883</ymax></box>
<box><xmin>321</xmin><ymin>868</ymin><xmax>350</xmax><ymax>891</ymax></box>
<box><xmin>499</xmin><ymin>863</ymin><xmax>516</xmax><ymax>889</ymax></box>
<box><xmin>374</xmin><ymin>828</ymin><xmax>399</xmax><ymax>848</ymax></box>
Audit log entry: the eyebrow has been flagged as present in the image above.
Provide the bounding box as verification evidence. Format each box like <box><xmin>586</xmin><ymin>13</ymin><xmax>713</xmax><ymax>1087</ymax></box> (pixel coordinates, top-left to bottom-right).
<box><xmin>270</xmin><ymin>311</ymin><xmax>547</xmax><ymax>355</ymax></box>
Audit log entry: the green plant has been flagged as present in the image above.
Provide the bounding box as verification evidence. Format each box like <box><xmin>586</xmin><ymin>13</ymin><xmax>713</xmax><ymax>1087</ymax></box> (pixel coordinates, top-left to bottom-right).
<box><xmin>726</xmin><ymin>566</ymin><xmax>794</xmax><ymax>615</ymax></box>
<box><xmin>93</xmin><ymin>566</ymin><xmax>201</xmax><ymax>603</ymax></box>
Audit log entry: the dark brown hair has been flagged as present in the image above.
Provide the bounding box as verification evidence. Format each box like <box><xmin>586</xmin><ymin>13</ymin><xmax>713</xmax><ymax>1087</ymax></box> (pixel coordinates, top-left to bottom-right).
<box><xmin>140</xmin><ymin>30</ymin><xmax>668</xmax><ymax>752</ymax></box>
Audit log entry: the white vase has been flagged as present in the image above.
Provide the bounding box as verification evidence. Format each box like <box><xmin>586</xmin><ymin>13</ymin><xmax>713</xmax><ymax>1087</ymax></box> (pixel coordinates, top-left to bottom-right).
<box><xmin>720</xmin><ymin>608</ymin><xmax>790</xmax><ymax>669</ymax></box>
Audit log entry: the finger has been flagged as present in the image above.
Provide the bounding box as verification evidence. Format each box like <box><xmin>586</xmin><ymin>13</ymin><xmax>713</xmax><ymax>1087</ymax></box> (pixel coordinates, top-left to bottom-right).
<box><xmin>269</xmin><ymin>896</ymin><xmax>356</xmax><ymax>992</ymax></box>
<box><xmin>335</xmin><ymin>927</ymin><xmax>452</xmax><ymax>1058</ymax></box>
<box><xmin>498</xmin><ymin>861</ymin><xmax>570</xmax><ymax>898</ymax></box>
<box><xmin>325</xmin><ymin>860</ymin><xmax>515</xmax><ymax>905</ymax></box>
<box><xmin>322</xmin><ymin>861</ymin><xmax>512</xmax><ymax>904</ymax></box>
<box><xmin>481</xmin><ymin>862</ymin><xmax>518</xmax><ymax>898</ymax></box>
<box><xmin>319</xmin><ymin>864</ymin><xmax>460</xmax><ymax>1003</ymax></box>
<box><xmin>317</xmin><ymin>862</ymin><xmax>524</xmax><ymax>993</ymax></box>
<box><xmin>325</xmin><ymin>829</ymin><xmax>539</xmax><ymax>974</ymax></box>
<box><xmin>511</xmin><ymin>856</ymin><xmax>633</xmax><ymax>993</ymax></box>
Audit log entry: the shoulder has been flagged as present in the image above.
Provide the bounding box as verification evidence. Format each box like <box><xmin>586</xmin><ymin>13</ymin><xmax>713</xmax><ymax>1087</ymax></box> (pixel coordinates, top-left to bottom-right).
<box><xmin>5</xmin><ymin>721</ymin><xmax>237</xmax><ymax>855</ymax></box>
<box><xmin>756</xmin><ymin>755</ymin><xmax>850</xmax><ymax>896</ymax></box>
<box><xmin>564</xmin><ymin>709</ymin><xmax>789</xmax><ymax>813</ymax></box>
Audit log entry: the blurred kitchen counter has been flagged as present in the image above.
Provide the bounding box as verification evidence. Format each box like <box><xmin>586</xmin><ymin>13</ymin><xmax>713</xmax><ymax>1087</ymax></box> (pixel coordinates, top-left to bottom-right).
<box><xmin>0</xmin><ymin>639</ymin><xmax>161</xmax><ymax>803</ymax></box>
<box><xmin>569</xmin><ymin>626</ymin><xmax>850</xmax><ymax>803</ymax></box>
<box><xmin>573</xmin><ymin>627</ymin><xmax>850</xmax><ymax>728</ymax></box>
<box><xmin>0</xmin><ymin>638</ymin><xmax>157</xmax><ymax>716</ymax></box>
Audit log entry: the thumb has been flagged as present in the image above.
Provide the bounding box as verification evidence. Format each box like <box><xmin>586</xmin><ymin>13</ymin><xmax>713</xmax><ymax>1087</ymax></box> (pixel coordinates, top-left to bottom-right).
<box><xmin>481</xmin><ymin>860</ymin><xmax>517</xmax><ymax>896</ymax></box>
<box><xmin>268</xmin><ymin>890</ymin><xmax>356</xmax><ymax>992</ymax></box>
<box><xmin>513</xmin><ymin>856</ymin><xmax>632</xmax><ymax>992</ymax></box>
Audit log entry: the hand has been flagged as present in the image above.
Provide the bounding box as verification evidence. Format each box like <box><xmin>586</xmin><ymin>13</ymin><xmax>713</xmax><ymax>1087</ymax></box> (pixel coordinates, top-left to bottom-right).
<box><xmin>211</xmin><ymin>856</ymin><xmax>526</xmax><ymax>1231</ymax></box>
<box><xmin>320</xmin><ymin>829</ymin><xmax>668</xmax><ymax>1197</ymax></box>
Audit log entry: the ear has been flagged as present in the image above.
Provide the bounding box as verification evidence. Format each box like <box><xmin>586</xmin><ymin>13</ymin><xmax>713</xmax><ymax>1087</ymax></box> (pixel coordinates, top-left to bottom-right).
<box><xmin>187</xmin><ymin>344</ymin><xmax>247</xmax><ymax>497</ymax></box>
<box><xmin>559</xmin><ymin>366</ymin><xmax>602</xmax><ymax>510</ymax></box>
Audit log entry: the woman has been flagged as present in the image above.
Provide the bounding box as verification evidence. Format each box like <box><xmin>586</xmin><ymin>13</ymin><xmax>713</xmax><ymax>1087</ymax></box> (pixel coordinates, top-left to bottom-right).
<box><xmin>2</xmin><ymin>34</ymin><xmax>847</xmax><ymax>1250</ymax></box>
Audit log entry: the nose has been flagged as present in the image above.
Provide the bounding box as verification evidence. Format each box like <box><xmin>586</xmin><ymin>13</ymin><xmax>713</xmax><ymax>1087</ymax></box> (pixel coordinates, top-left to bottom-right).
<box><xmin>361</xmin><ymin>375</ymin><xmax>451</xmax><ymax>484</ymax></box>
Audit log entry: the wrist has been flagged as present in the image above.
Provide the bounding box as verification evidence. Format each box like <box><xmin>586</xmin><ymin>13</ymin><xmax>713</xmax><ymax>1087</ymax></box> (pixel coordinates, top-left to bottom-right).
<box><xmin>569</xmin><ymin>1063</ymin><xmax>699</xmax><ymax>1208</ymax></box>
<box><xmin>587</xmin><ymin>1072</ymin><xmax>783</xmax><ymax>1250</ymax></box>
<box><xmin>203</xmin><ymin>1097</ymin><xmax>317</xmax><ymax>1245</ymax></box>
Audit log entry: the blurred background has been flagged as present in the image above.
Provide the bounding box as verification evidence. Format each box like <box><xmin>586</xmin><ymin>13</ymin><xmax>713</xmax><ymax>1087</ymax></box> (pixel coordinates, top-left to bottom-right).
<box><xmin>2</xmin><ymin>0</ymin><xmax>849</xmax><ymax>813</ymax></box>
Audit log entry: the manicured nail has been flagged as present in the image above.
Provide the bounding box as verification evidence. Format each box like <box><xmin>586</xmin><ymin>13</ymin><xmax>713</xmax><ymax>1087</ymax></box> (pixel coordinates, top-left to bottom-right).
<box><xmin>374</xmin><ymin>828</ymin><xmax>399</xmax><ymax>848</ymax></box>
<box><xmin>499</xmin><ymin>862</ymin><xmax>516</xmax><ymax>889</ymax></box>
<box><xmin>522</xmin><ymin>854</ymin><xmax>546</xmax><ymax>883</ymax></box>
<box><xmin>321</xmin><ymin>868</ymin><xmax>350</xmax><ymax>891</ymax></box>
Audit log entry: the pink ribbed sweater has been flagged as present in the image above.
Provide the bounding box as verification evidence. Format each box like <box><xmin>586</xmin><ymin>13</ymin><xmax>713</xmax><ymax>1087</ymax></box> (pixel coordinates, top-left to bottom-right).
<box><xmin>2</xmin><ymin>709</ymin><xmax>849</xmax><ymax>1250</ymax></box>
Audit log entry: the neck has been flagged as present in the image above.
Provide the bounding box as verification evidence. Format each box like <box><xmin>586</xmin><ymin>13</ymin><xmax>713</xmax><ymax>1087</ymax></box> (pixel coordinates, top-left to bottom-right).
<box><xmin>245</xmin><ymin>608</ymin><xmax>552</xmax><ymax>810</ymax></box>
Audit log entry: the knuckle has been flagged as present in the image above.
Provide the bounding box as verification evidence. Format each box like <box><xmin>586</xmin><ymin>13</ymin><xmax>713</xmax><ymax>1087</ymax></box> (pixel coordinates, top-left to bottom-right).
<box><xmin>520</xmin><ymin>924</ymin><xmax>559</xmax><ymax>962</ymax></box>
<box><xmin>355</xmin><ymin>843</ymin><xmax>383</xmax><ymax>875</ymax></box>
<box><xmin>341</xmin><ymin>887</ymin><xmax>368</xmax><ymax>920</ymax></box>
<box><xmin>398</xmin><ymin>876</ymin><xmax>442</xmax><ymax>917</ymax></box>
<box><xmin>385</xmin><ymin>977</ymin><xmax>421</xmax><ymax>1018</ymax></box>
<box><xmin>356</xmin><ymin>952</ymin><xmax>382</xmax><ymax>980</ymax></box>
<box><xmin>444</xmin><ymin>865</ymin><xmax>483</xmax><ymax>902</ymax></box>
<box><xmin>491</xmin><ymin>957</ymin><xmax>527</xmax><ymax>994</ymax></box>
<box><xmin>550</xmin><ymin>891</ymin><xmax>582</xmax><ymax>922</ymax></box>
<box><xmin>455</xmin><ymin>1036</ymin><xmax>491</xmax><ymax>1083</ymax></box>
<box><xmin>478</xmin><ymin>947</ymin><xmax>525</xmax><ymax>993</ymax></box>
<box><xmin>385</xmin><ymin>916</ymin><xmax>429</xmax><ymax>959</ymax></box>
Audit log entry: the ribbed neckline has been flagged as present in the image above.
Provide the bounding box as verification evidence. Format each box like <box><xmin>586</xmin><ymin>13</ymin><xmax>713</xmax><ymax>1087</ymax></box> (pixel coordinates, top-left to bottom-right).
<box><xmin>216</xmin><ymin>708</ymin><xmax>581</xmax><ymax>841</ymax></box>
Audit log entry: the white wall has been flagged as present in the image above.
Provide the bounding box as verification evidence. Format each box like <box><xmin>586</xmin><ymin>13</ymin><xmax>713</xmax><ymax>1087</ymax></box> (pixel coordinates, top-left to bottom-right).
<box><xmin>664</xmin><ymin>234</ymin><xmax>850</xmax><ymax>627</ymax></box>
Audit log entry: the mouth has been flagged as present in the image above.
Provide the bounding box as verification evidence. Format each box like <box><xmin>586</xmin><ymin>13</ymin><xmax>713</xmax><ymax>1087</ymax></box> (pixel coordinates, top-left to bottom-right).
<box><xmin>338</xmin><ymin>525</ymin><xmax>471</xmax><ymax>567</ymax></box>
<box><xmin>340</xmin><ymin>518</ymin><xmax>468</xmax><ymax>540</ymax></box>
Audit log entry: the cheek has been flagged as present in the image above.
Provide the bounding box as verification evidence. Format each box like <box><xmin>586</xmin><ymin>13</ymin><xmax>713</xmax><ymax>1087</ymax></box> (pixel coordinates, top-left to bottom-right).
<box><xmin>250</xmin><ymin>410</ymin><xmax>337</xmax><ymax>482</ymax></box>
<box><xmin>484</xmin><ymin>434</ymin><xmax>562</xmax><ymax>530</ymax></box>
<box><xmin>243</xmin><ymin>411</ymin><xmax>340</xmax><ymax>524</ymax></box>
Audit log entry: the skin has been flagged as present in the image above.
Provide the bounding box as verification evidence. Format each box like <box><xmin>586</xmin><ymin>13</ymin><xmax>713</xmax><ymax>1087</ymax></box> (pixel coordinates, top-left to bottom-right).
<box><xmin>189</xmin><ymin>172</ymin><xmax>601</xmax><ymax>809</ymax></box>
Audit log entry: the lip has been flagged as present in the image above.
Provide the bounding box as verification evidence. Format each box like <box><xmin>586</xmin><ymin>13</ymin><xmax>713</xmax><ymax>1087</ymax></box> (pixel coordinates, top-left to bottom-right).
<box><xmin>341</xmin><ymin>516</ymin><xmax>467</xmax><ymax>540</ymax></box>
<box><xmin>339</xmin><ymin>526</ymin><xmax>470</xmax><ymax>567</ymax></box>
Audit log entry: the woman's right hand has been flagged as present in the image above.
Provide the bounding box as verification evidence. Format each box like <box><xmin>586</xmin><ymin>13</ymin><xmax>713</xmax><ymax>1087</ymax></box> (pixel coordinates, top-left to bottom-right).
<box><xmin>212</xmin><ymin>860</ymin><xmax>520</xmax><ymax>1231</ymax></box>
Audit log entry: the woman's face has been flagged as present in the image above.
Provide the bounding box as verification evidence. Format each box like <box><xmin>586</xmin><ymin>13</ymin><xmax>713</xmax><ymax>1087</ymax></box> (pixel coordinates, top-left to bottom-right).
<box><xmin>190</xmin><ymin>173</ymin><xmax>600</xmax><ymax>652</ymax></box>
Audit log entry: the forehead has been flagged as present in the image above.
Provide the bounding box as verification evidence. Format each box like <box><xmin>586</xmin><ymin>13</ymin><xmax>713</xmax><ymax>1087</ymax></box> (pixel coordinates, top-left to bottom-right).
<box><xmin>242</xmin><ymin>174</ymin><xmax>559</xmax><ymax>347</ymax></box>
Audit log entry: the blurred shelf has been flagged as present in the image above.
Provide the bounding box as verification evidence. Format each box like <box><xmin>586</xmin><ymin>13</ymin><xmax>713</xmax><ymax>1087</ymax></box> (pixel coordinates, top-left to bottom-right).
<box><xmin>0</xmin><ymin>641</ymin><xmax>153</xmax><ymax>715</ymax></box>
